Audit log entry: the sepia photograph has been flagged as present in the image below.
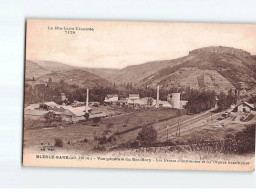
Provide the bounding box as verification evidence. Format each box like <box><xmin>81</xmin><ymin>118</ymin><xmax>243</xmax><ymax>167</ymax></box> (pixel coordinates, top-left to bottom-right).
<box><xmin>23</xmin><ymin>19</ymin><xmax>255</xmax><ymax>171</ymax></box>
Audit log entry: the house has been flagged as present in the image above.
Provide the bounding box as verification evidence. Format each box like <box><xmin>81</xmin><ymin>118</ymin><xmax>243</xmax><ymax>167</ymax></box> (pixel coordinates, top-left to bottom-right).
<box><xmin>24</xmin><ymin>103</ymin><xmax>40</xmax><ymax>111</ymax></box>
<box><xmin>41</xmin><ymin>101</ymin><xmax>58</xmax><ymax>110</ymax></box>
<box><xmin>89</xmin><ymin>111</ymin><xmax>107</xmax><ymax>119</ymax></box>
<box><xmin>133</xmin><ymin>98</ymin><xmax>147</xmax><ymax>107</ymax></box>
<box><xmin>61</xmin><ymin>93</ymin><xmax>67</xmax><ymax>101</ymax></box>
<box><xmin>233</xmin><ymin>102</ymin><xmax>255</xmax><ymax>113</ymax></box>
<box><xmin>58</xmin><ymin>105</ymin><xmax>73</xmax><ymax>112</ymax></box>
<box><xmin>24</xmin><ymin>110</ymin><xmax>50</xmax><ymax>120</ymax></box>
<box><xmin>180</xmin><ymin>100</ymin><xmax>188</xmax><ymax>109</ymax></box>
<box><xmin>127</xmin><ymin>94</ymin><xmax>140</xmax><ymax>106</ymax></box>
<box><xmin>63</xmin><ymin>107</ymin><xmax>86</xmax><ymax>122</ymax></box>
<box><xmin>89</xmin><ymin>102</ymin><xmax>100</xmax><ymax>107</ymax></box>
<box><xmin>118</xmin><ymin>98</ymin><xmax>128</xmax><ymax>106</ymax></box>
<box><xmin>71</xmin><ymin>100</ymin><xmax>85</xmax><ymax>107</ymax></box>
<box><xmin>75</xmin><ymin>106</ymin><xmax>92</xmax><ymax>113</ymax></box>
<box><xmin>104</xmin><ymin>94</ymin><xmax>118</xmax><ymax>103</ymax></box>
<box><xmin>128</xmin><ymin>94</ymin><xmax>140</xmax><ymax>100</ymax></box>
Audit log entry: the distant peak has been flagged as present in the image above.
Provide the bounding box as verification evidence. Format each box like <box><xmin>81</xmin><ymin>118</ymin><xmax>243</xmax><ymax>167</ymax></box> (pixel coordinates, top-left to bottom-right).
<box><xmin>189</xmin><ymin>46</ymin><xmax>251</xmax><ymax>57</ymax></box>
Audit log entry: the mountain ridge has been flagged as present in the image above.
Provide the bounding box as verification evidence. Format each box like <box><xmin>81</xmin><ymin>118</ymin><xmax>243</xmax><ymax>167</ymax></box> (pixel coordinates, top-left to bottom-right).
<box><xmin>136</xmin><ymin>46</ymin><xmax>256</xmax><ymax>94</ymax></box>
<box><xmin>26</xmin><ymin>46</ymin><xmax>256</xmax><ymax>95</ymax></box>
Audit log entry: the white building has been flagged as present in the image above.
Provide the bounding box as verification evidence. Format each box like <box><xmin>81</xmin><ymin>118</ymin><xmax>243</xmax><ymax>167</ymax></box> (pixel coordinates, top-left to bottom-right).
<box><xmin>180</xmin><ymin>100</ymin><xmax>188</xmax><ymax>109</ymax></box>
<box><xmin>63</xmin><ymin>107</ymin><xmax>86</xmax><ymax>122</ymax></box>
<box><xmin>42</xmin><ymin>101</ymin><xmax>58</xmax><ymax>110</ymax></box>
<box><xmin>234</xmin><ymin>102</ymin><xmax>255</xmax><ymax>113</ymax></box>
<box><xmin>104</xmin><ymin>94</ymin><xmax>118</xmax><ymax>103</ymax></box>
<box><xmin>128</xmin><ymin>94</ymin><xmax>140</xmax><ymax>100</ymax></box>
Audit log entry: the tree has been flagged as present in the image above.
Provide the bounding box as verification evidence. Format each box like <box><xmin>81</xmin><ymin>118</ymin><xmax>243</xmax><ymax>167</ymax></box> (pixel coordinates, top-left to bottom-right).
<box><xmin>47</xmin><ymin>77</ymin><xmax>53</xmax><ymax>87</ymax></box>
<box><xmin>137</xmin><ymin>125</ymin><xmax>157</xmax><ymax>146</ymax></box>
<box><xmin>93</xmin><ymin>117</ymin><xmax>101</xmax><ymax>126</ymax></box>
<box><xmin>44</xmin><ymin>111</ymin><xmax>61</xmax><ymax>125</ymax></box>
<box><xmin>84</xmin><ymin>112</ymin><xmax>90</xmax><ymax>121</ymax></box>
<box><xmin>147</xmin><ymin>97</ymin><xmax>153</xmax><ymax>106</ymax></box>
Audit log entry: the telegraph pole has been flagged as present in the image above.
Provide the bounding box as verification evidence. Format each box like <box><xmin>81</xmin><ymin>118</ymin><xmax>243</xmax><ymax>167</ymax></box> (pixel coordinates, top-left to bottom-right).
<box><xmin>176</xmin><ymin>118</ymin><xmax>181</xmax><ymax>137</ymax></box>
<box><xmin>166</xmin><ymin>125</ymin><xmax>169</xmax><ymax>141</ymax></box>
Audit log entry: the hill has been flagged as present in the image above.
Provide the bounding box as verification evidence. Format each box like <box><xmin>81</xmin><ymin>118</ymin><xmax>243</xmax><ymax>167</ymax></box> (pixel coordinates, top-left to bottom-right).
<box><xmin>25</xmin><ymin>60</ymin><xmax>51</xmax><ymax>79</ymax></box>
<box><xmin>81</xmin><ymin>67</ymin><xmax>119</xmax><ymax>80</ymax></box>
<box><xmin>36</xmin><ymin>69</ymin><xmax>112</xmax><ymax>88</ymax></box>
<box><xmin>113</xmin><ymin>46</ymin><xmax>256</xmax><ymax>94</ymax></box>
<box><xmin>109</xmin><ymin>59</ymin><xmax>182</xmax><ymax>84</ymax></box>
<box><xmin>35</xmin><ymin>60</ymin><xmax>118</xmax><ymax>79</ymax></box>
<box><xmin>35</xmin><ymin>61</ymin><xmax>75</xmax><ymax>71</ymax></box>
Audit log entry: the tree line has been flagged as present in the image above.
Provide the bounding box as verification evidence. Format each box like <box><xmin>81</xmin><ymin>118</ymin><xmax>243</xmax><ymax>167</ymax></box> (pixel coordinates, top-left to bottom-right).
<box><xmin>25</xmin><ymin>78</ymin><xmax>238</xmax><ymax>114</ymax></box>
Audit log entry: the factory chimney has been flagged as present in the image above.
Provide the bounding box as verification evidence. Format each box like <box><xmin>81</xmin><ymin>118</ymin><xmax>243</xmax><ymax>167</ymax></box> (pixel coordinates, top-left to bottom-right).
<box><xmin>86</xmin><ymin>89</ymin><xmax>89</xmax><ymax>113</ymax></box>
<box><xmin>156</xmin><ymin>85</ymin><xmax>159</xmax><ymax>108</ymax></box>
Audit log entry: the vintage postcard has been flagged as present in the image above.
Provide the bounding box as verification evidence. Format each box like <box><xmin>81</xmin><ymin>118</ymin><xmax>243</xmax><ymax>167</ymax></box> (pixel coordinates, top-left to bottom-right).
<box><xmin>23</xmin><ymin>19</ymin><xmax>256</xmax><ymax>171</ymax></box>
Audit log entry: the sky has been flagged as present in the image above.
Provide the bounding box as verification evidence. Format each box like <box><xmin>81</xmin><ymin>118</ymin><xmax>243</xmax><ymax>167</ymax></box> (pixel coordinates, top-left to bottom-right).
<box><xmin>26</xmin><ymin>19</ymin><xmax>256</xmax><ymax>69</ymax></box>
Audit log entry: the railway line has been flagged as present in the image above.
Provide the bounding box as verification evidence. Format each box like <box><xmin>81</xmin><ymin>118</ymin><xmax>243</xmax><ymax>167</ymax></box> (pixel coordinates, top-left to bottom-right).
<box><xmin>156</xmin><ymin>110</ymin><xmax>223</xmax><ymax>140</ymax></box>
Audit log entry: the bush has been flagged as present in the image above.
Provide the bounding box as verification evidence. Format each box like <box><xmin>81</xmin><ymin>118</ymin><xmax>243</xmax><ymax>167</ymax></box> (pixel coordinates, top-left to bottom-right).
<box><xmin>82</xmin><ymin>138</ymin><xmax>88</xmax><ymax>143</ymax></box>
<box><xmin>44</xmin><ymin>111</ymin><xmax>62</xmax><ymax>125</ymax></box>
<box><xmin>98</xmin><ymin>136</ymin><xmax>107</xmax><ymax>145</ymax></box>
<box><xmin>106</xmin><ymin>123</ymin><xmax>114</xmax><ymax>129</ymax></box>
<box><xmin>188</xmin><ymin>125</ymin><xmax>255</xmax><ymax>155</ymax></box>
<box><xmin>54</xmin><ymin>138</ymin><xmax>63</xmax><ymax>147</ymax></box>
<box><xmin>93</xmin><ymin>145</ymin><xmax>106</xmax><ymax>151</ymax></box>
<box><xmin>137</xmin><ymin>125</ymin><xmax>157</xmax><ymax>146</ymax></box>
<box><xmin>93</xmin><ymin>117</ymin><xmax>101</xmax><ymax>126</ymax></box>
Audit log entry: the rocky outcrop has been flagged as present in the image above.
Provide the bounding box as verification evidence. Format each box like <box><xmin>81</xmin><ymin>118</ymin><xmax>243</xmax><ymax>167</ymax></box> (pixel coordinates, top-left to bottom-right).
<box><xmin>189</xmin><ymin>46</ymin><xmax>251</xmax><ymax>58</ymax></box>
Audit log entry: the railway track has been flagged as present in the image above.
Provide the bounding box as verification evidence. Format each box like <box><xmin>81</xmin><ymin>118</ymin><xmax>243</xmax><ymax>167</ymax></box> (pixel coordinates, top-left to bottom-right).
<box><xmin>157</xmin><ymin>111</ymin><xmax>223</xmax><ymax>140</ymax></box>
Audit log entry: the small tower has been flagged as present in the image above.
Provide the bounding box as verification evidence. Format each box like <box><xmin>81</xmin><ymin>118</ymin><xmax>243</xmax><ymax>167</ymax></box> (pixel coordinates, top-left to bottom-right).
<box><xmin>171</xmin><ymin>93</ymin><xmax>181</xmax><ymax>109</ymax></box>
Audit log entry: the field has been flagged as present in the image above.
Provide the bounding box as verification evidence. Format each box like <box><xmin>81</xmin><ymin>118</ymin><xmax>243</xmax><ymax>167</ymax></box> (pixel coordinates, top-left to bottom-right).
<box><xmin>23</xmin><ymin>108</ymin><xmax>180</xmax><ymax>154</ymax></box>
<box><xmin>23</xmin><ymin>106</ymin><xmax>255</xmax><ymax>161</ymax></box>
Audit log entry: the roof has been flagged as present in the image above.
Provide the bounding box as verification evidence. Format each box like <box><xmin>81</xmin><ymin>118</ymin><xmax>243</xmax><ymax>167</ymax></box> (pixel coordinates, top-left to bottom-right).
<box><xmin>29</xmin><ymin>103</ymin><xmax>40</xmax><ymax>109</ymax></box>
<box><xmin>53</xmin><ymin>111</ymin><xmax>62</xmax><ymax>115</ymax></box>
<box><xmin>43</xmin><ymin>101</ymin><xmax>58</xmax><ymax>108</ymax></box>
<box><xmin>75</xmin><ymin>106</ymin><xmax>92</xmax><ymax>111</ymax></box>
<box><xmin>69</xmin><ymin>107</ymin><xmax>86</xmax><ymax>117</ymax></box>
<box><xmin>106</xmin><ymin>94</ymin><xmax>118</xmax><ymax>98</ymax></box>
<box><xmin>25</xmin><ymin>105</ymin><xmax>35</xmax><ymax>111</ymax></box>
<box><xmin>129</xmin><ymin>94</ymin><xmax>139</xmax><ymax>97</ymax></box>
<box><xmin>242</xmin><ymin>102</ymin><xmax>255</xmax><ymax>109</ymax></box>
<box><xmin>118</xmin><ymin>98</ymin><xmax>127</xmax><ymax>103</ymax></box>
<box><xmin>180</xmin><ymin>100</ymin><xmax>188</xmax><ymax>105</ymax></box>
<box><xmin>60</xmin><ymin>105</ymin><xmax>73</xmax><ymax>110</ymax></box>
<box><xmin>24</xmin><ymin>110</ymin><xmax>49</xmax><ymax>116</ymax></box>
<box><xmin>133</xmin><ymin>98</ymin><xmax>147</xmax><ymax>105</ymax></box>
<box><xmin>90</xmin><ymin>111</ymin><xmax>107</xmax><ymax>118</ymax></box>
<box><xmin>158</xmin><ymin>100</ymin><xmax>172</xmax><ymax>107</ymax></box>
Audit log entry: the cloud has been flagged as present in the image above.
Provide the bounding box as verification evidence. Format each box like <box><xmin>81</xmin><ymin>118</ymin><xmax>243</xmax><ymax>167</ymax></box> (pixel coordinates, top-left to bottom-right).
<box><xmin>26</xmin><ymin>20</ymin><xmax>256</xmax><ymax>69</ymax></box>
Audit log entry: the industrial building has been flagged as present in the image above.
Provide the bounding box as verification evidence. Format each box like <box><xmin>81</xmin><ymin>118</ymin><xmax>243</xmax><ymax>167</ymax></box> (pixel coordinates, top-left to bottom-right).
<box><xmin>104</xmin><ymin>94</ymin><xmax>119</xmax><ymax>103</ymax></box>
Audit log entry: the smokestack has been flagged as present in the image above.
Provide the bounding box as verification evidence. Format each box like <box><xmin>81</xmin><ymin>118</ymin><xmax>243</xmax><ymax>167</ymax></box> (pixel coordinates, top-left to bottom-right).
<box><xmin>156</xmin><ymin>85</ymin><xmax>159</xmax><ymax>108</ymax></box>
<box><xmin>86</xmin><ymin>89</ymin><xmax>89</xmax><ymax>113</ymax></box>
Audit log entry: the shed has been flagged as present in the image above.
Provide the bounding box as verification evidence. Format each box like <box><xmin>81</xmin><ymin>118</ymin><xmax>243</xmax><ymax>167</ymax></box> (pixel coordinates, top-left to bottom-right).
<box><xmin>234</xmin><ymin>102</ymin><xmax>255</xmax><ymax>113</ymax></box>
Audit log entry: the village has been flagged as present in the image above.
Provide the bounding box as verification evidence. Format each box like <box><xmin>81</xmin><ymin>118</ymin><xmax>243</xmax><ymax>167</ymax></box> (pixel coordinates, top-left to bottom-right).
<box><xmin>23</xmin><ymin>83</ymin><xmax>256</xmax><ymax>156</ymax></box>
<box><xmin>24</xmin><ymin>86</ymin><xmax>189</xmax><ymax>123</ymax></box>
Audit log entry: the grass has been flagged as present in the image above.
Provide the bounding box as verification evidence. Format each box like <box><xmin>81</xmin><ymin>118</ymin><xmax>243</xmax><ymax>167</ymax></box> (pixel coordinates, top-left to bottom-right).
<box><xmin>115</xmin><ymin>124</ymin><xmax>255</xmax><ymax>158</ymax></box>
<box><xmin>23</xmin><ymin>108</ymin><xmax>180</xmax><ymax>153</ymax></box>
<box><xmin>24</xmin><ymin>106</ymin><xmax>255</xmax><ymax>160</ymax></box>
